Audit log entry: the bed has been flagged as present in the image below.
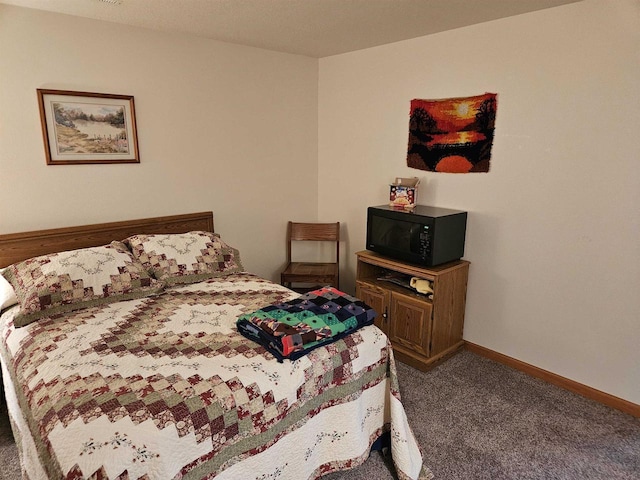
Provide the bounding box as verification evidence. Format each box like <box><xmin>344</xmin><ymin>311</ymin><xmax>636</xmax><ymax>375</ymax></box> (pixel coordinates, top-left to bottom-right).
<box><xmin>0</xmin><ymin>212</ymin><xmax>432</xmax><ymax>480</ymax></box>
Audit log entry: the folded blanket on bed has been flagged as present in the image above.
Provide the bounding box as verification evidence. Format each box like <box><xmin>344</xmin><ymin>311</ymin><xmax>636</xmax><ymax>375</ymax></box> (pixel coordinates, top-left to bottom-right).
<box><xmin>237</xmin><ymin>286</ymin><xmax>377</xmax><ymax>361</ymax></box>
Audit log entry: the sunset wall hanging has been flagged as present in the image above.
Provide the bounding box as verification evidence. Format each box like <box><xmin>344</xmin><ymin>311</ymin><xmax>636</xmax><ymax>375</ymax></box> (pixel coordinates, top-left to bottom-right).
<box><xmin>407</xmin><ymin>92</ymin><xmax>497</xmax><ymax>173</ymax></box>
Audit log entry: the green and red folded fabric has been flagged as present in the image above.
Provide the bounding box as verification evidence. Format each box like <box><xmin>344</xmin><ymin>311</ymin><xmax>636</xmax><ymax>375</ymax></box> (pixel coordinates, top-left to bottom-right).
<box><xmin>236</xmin><ymin>286</ymin><xmax>377</xmax><ymax>361</ymax></box>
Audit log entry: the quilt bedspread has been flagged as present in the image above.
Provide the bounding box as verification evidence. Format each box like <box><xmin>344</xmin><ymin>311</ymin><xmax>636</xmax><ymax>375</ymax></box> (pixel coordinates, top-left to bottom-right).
<box><xmin>0</xmin><ymin>273</ymin><xmax>432</xmax><ymax>480</ymax></box>
<box><xmin>236</xmin><ymin>286</ymin><xmax>377</xmax><ymax>361</ymax></box>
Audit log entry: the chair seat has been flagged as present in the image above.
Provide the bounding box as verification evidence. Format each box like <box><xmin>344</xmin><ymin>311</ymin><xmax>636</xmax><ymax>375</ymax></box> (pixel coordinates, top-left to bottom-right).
<box><xmin>281</xmin><ymin>262</ymin><xmax>338</xmax><ymax>286</ymax></box>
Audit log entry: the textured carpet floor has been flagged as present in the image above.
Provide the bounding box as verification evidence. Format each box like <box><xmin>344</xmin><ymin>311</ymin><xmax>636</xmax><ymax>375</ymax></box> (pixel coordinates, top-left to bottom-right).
<box><xmin>1</xmin><ymin>350</ymin><xmax>638</xmax><ymax>479</ymax></box>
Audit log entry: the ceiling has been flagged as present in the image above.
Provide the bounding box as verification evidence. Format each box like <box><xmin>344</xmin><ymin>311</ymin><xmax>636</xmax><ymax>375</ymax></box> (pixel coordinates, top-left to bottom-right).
<box><xmin>0</xmin><ymin>0</ymin><xmax>581</xmax><ymax>57</ymax></box>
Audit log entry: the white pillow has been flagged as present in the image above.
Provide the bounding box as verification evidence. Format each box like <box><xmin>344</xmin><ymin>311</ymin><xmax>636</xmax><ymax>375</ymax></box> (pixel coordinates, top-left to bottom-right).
<box><xmin>0</xmin><ymin>268</ymin><xmax>18</xmax><ymax>310</ymax></box>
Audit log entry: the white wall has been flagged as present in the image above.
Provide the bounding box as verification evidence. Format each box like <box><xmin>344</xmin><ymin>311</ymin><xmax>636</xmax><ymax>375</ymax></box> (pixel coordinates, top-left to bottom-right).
<box><xmin>318</xmin><ymin>0</ymin><xmax>640</xmax><ymax>404</ymax></box>
<box><xmin>0</xmin><ymin>5</ymin><xmax>319</xmax><ymax>281</ymax></box>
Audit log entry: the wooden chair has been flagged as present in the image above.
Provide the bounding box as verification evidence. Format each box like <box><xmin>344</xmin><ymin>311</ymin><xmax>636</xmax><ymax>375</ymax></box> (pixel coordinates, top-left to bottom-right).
<box><xmin>280</xmin><ymin>221</ymin><xmax>340</xmax><ymax>292</ymax></box>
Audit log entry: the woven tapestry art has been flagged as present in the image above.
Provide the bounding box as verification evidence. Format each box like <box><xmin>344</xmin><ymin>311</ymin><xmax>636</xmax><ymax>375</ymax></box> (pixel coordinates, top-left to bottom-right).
<box><xmin>407</xmin><ymin>92</ymin><xmax>497</xmax><ymax>173</ymax></box>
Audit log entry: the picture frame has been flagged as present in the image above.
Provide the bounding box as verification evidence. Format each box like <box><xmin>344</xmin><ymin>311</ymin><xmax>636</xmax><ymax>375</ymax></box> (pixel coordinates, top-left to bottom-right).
<box><xmin>37</xmin><ymin>89</ymin><xmax>140</xmax><ymax>165</ymax></box>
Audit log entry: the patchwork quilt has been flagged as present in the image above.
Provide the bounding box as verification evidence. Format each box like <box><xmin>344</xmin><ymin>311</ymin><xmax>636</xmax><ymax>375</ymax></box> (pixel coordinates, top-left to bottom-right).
<box><xmin>0</xmin><ymin>273</ymin><xmax>432</xmax><ymax>480</ymax></box>
<box><xmin>237</xmin><ymin>286</ymin><xmax>377</xmax><ymax>361</ymax></box>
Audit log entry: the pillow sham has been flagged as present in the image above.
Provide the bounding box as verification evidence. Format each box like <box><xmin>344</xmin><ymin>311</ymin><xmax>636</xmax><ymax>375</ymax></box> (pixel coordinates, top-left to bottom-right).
<box><xmin>2</xmin><ymin>241</ymin><xmax>164</xmax><ymax>327</ymax></box>
<box><xmin>124</xmin><ymin>231</ymin><xmax>244</xmax><ymax>285</ymax></box>
<box><xmin>0</xmin><ymin>268</ymin><xmax>18</xmax><ymax>310</ymax></box>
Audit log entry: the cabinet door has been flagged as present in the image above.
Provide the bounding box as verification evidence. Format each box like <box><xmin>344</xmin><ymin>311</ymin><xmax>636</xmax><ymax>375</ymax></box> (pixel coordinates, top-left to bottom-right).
<box><xmin>389</xmin><ymin>291</ymin><xmax>433</xmax><ymax>357</ymax></box>
<box><xmin>355</xmin><ymin>281</ymin><xmax>390</xmax><ymax>335</ymax></box>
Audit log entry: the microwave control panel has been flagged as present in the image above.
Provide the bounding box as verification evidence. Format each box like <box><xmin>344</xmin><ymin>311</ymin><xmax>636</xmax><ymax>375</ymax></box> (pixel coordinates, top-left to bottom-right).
<box><xmin>419</xmin><ymin>226</ymin><xmax>431</xmax><ymax>260</ymax></box>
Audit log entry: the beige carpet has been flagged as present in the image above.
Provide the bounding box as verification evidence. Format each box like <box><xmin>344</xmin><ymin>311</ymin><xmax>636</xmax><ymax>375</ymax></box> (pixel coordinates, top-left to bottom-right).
<box><xmin>1</xmin><ymin>350</ymin><xmax>639</xmax><ymax>479</ymax></box>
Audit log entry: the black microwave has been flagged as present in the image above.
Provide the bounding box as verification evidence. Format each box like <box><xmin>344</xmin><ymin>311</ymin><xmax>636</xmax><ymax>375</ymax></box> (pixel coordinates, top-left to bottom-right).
<box><xmin>366</xmin><ymin>205</ymin><xmax>467</xmax><ymax>266</ymax></box>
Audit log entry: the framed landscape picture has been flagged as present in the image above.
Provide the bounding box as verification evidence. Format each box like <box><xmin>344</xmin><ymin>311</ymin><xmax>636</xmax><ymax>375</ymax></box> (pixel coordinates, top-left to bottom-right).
<box><xmin>37</xmin><ymin>89</ymin><xmax>140</xmax><ymax>165</ymax></box>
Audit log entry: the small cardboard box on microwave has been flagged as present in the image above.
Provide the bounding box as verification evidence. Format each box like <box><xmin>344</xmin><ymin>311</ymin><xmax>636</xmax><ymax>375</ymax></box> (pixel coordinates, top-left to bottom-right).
<box><xmin>389</xmin><ymin>177</ymin><xmax>419</xmax><ymax>210</ymax></box>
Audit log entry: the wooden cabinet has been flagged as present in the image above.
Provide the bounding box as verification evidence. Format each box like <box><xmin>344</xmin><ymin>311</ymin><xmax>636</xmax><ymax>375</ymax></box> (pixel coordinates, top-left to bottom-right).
<box><xmin>356</xmin><ymin>250</ymin><xmax>469</xmax><ymax>371</ymax></box>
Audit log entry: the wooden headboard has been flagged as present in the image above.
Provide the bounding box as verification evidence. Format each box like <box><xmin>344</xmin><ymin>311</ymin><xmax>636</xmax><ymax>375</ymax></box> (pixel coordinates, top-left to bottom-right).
<box><xmin>0</xmin><ymin>212</ymin><xmax>214</xmax><ymax>268</ymax></box>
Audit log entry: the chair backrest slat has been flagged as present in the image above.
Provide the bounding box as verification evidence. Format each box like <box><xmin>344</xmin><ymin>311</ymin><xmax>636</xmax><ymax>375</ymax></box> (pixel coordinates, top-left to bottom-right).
<box><xmin>289</xmin><ymin>222</ymin><xmax>340</xmax><ymax>242</ymax></box>
<box><xmin>286</xmin><ymin>222</ymin><xmax>340</xmax><ymax>264</ymax></box>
